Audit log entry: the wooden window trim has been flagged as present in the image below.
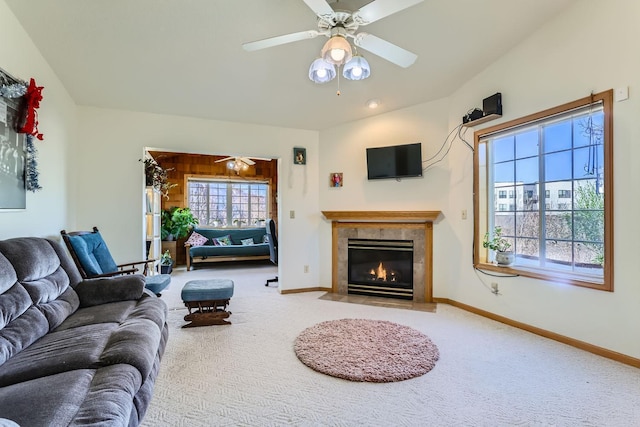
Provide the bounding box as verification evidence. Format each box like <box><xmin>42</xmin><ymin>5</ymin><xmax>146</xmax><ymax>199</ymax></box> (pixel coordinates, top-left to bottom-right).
<box><xmin>473</xmin><ymin>90</ymin><xmax>613</xmax><ymax>291</ymax></box>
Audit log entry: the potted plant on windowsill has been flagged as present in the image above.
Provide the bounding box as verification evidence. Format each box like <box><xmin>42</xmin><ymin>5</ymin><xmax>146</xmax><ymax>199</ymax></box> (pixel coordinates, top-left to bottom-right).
<box><xmin>482</xmin><ymin>226</ymin><xmax>514</xmax><ymax>266</ymax></box>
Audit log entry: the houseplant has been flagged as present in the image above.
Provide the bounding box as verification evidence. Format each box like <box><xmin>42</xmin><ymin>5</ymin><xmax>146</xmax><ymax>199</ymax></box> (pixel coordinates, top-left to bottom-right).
<box><xmin>159</xmin><ymin>250</ymin><xmax>174</xmax><ymax>274</ymax></box>
<box><xmin>482</xmin><ymin>226</ymin><xmax>514</xmax><ymax>266</ymax></box>
<box><xmin>161</xmin><ymin>207</ymin><xmax>199</xmax><ymax>240</ymax></box>
<box><xmin>141</xmin><ymin>157</ymin><xmax>177</xmax><ymax>199</ymax></box>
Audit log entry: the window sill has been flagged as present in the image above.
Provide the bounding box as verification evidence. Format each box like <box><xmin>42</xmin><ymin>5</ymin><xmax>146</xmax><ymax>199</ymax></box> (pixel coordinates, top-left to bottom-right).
<box><xmin>474</xmin><ymin>262</ymin><xmax>610</xmax><ymax>291</ymax></box>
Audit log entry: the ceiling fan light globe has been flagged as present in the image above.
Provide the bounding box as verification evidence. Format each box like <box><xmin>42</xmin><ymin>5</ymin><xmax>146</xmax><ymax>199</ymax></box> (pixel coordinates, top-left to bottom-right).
<box><xmin>343</xmin><ymin>56</ymin><xmax>371</xmax><ymax>80</ymax></box>
<box><xmin>309</xmin><ymin>58</ymin><xmax>336</xmax><ymax>84</ymax></box>
<box><xmin>321</xmin><ymin>35</ymin><xmax>352</xmax><ymax>65</ymax></box>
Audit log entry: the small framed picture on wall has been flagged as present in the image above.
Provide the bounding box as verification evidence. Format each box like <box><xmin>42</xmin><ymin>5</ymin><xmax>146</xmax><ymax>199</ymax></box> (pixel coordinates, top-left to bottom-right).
<box><xmin>293</xmin><ymin>147</ymin><xmax>306</xmax><ymax>165</ymax></box>
<box><xmin>330</xmin><ymin>172</ymin><xmax>343</xmax><ymax>187</ymax></box>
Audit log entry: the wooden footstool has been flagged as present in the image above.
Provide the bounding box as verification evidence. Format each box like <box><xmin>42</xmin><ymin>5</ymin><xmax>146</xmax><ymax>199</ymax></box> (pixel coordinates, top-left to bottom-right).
<box><xmin>181</xmin><ymin>279</ymin><xmax>234</xmax><ymax>327</ymax></box>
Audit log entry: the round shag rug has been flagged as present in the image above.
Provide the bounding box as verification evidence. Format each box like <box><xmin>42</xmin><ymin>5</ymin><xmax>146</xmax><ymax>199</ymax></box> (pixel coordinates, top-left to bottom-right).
<box><xmin>293</xmin><ymin>318</ymin><xmax>439</xmax><ymax>382</ymax></box>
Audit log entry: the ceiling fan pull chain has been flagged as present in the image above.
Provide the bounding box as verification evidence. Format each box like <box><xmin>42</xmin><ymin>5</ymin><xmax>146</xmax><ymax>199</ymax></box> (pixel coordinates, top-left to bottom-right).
<box><xmin>336</xmin><ymin>66</ymin><xmax>341</xmax><ymax>96</ymax></box>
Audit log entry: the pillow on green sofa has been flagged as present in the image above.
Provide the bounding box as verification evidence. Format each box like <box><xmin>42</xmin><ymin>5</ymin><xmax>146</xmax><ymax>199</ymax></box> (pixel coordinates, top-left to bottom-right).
<box><xmin>214</xmin><ymin>235</ymin><xmax>232</xmax><ymax>246</ymax></box>
<box><xmin>185</xmin><ymin>231</ymin><xmax>208</xmax><ymax>247</ymax></box>
<box><xmin>241</xmin><ymin>238</ymin><xmax>255</xmax><ymax>246</ymax></box>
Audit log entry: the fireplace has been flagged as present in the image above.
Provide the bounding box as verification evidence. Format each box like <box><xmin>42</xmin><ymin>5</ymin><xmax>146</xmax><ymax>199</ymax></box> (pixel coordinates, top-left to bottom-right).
<box><xmin>322</xmin><ymin>210</ymin><xmax>441</xmax><ymax>303</ymax></box>
<box><xmin>348</xmin><ymin>239</ymin><xmax>414</xmax><ymax>300</ymax></box>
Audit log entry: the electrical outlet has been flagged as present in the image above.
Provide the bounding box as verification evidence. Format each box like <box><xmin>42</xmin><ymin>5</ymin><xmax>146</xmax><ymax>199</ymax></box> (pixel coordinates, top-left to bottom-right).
<box><xmin>304</xmin><ymin>265</ymin><xmax>309</xmax><ymax>273</ymax></box>
<box><xmin>289</xmin><ymin>210</ymin><xmax>295</xmax><ymax>219</ymax></box>
<box><xmin>491</xmin><ymin>282</ymin><xmax>499</xmax><ymax>294</ymax></box>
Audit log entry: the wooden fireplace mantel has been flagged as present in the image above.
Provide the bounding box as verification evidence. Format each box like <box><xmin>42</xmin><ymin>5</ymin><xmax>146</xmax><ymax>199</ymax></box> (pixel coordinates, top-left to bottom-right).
<box><xmin>322</xmin><ymin>210</ymin><xmax>441</xmax><ymax>222</ymax></box>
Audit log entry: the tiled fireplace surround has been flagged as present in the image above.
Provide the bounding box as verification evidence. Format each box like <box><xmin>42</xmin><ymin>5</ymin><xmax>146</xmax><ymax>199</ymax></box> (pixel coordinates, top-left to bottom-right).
<box><xmin>322</xmin><ymin>211</ymin><xmax>441</xmax><ymax>303</ymax></box>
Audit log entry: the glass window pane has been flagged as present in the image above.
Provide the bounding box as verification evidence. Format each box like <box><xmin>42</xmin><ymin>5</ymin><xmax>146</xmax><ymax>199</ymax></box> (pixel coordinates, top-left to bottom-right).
<box><xmin>573</xmin><ymin>145</ymin><xmax>604</xmax><ymax>179</ymax></box>
<box><xmin>515</xmin><ymin>129</ymin><xmax>538</xmax><ymax>159</ymax></box>
<box><xmin>573</xmin><ymin>179</ymin><xmax>603</xmax><ymax>210</ymax></box>
<box><xmin>545</xmin><ymin>151</ymin><xmax>572</xmax><ymax>181</ymax></box>
<box><xmin>515</xmin><ymin>212</ymin><xmax>538</xmax><ymax>238</ymax></box>
<box><xmin>545</xmin><ymin>212</ymin><xmax>572</xmax><ymax>240</ymax></box>
<box><xmin>515</xmin><ymin>157</ymin><xmax>538</xmax><ymax>185</ymax></box>
<box><xmin>494</xmin><ymin>214</ymin><xmax>514</xmax><ymax>236</ymax></box>
<box><xmin>574</xmin><ymin>211</ymin><xmax>604</xmax><ymax>243</ymax></box>
<box><xmin>494</xmin><ymin>161</ymin><xmax>514</xmax><ymax>184</ymax></box>
<box><xmin>545</xmin><ymin>240</ymin><xmax>572</xmax><ymax>267</ymax></box>
<box><xmin>575</xmin><ymin>242</ymin><xmax>604</xmax><ymax>269</ymax></box>
<box><xmin>543</xmin><ymin>120</ymin><xmax>572</xmax><ymax>153</ymax></box>
<box><xmin>515</xmin><ymin>237</ymin><xmax>539</xmax><ymax>260</ymax></box>
<box><xmin>573</xmin><ymin>112</ymin><xmax>604</xmax><ymax>148</ymax></box>
<box><xmin>492</xmin><ymin>136</ymin><xmax>514</xmax><ymax>163</ymax></box>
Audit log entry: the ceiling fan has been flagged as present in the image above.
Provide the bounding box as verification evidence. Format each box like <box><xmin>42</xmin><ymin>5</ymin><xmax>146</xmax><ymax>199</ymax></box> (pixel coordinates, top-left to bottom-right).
<box><xmin>242</xmin><ymin>0</ymin><xmax>423</xmax><ymax>83</ymax></box>
<box><xmin>215</xmin><ymin>156</ymin><xmax>270</xmax><ymax>174</ymax></box>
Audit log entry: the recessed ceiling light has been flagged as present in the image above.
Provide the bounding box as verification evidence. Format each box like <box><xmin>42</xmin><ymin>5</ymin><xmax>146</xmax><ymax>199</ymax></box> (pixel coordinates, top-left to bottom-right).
<box><xmin>366</xmin><ymin>99</ymin><xmax>380</xmax><ymax>109</ymax></box>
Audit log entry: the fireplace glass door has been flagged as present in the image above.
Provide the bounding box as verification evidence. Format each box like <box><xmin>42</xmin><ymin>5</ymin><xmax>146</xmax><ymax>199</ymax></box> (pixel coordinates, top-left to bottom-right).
<box><xmin>347</xmin><ymin>239</ymin><xmax>413</xmax><ymax>300</ymax></box>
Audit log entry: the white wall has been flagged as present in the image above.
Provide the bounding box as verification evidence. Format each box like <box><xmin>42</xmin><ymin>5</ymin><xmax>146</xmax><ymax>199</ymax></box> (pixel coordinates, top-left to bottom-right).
<box><xmin>319</xmin><ymin>0</ymin><xmax>640</xmax><ymax>359</ymax></box>
<box><xmin>318</xmin><ymin>98</ymin><xmax>457</xmax><ymax>295</ymax></box>
<box><xmin>76</xmin><ymin>107</ymin><xmax>320</xmax><ymax>291</ymax></box>
<box><xmin>0</xmin><ymin>0</ymin><xmax>77</xmax><ymax>240</ymax></box>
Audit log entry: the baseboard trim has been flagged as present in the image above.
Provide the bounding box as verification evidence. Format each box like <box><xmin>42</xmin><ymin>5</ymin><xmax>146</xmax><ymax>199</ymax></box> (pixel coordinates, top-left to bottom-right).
<box><xmin>433</xmin><ymin>298</ymin><xmax>640</xmax><ymax>369</ymax></box>
<box><xmin>280</xmin><ymin>287</ymin><xmax>332</xmax><ymax>295</ymax></box>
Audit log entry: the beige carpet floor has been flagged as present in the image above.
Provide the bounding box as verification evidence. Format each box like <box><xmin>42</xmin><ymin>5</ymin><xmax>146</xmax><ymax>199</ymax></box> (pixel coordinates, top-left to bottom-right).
<box><xmin>142</xmin><ymin>263</ymin><xmax>640</xmax><ymax>426</ymax></box>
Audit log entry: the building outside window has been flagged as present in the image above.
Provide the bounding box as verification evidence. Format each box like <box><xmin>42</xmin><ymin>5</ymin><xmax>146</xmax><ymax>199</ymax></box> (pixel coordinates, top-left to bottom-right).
<box><xmin>474</xmin><ymin>90</ymin><xmax>612</xmax><ymax>290</ymax></box>
<box><xmin>187</xmin><ymin>179</ymin><xmax>269</xmax><ymax>227</ymax></box>
<box><xmin>498</xmin><ymin>190</ymin><xmax>507</xmax><ymax>198</ymax></box>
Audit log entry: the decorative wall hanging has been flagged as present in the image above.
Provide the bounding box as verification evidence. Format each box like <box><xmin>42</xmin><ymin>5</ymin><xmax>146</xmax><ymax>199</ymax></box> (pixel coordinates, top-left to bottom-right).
<box><xmin>0</xmin><ymin>67</ymin><xmax>44</xmax><ymax>209</ymax></box>
<box><xmin>330</xmin><ymin>172</ymin><xmax>343</xmax><ymax>187</ymax></box>
<box><xmin>294</xmin><ymin>147</ymin><xmax>306</xmax><ymax>165</ymax></box>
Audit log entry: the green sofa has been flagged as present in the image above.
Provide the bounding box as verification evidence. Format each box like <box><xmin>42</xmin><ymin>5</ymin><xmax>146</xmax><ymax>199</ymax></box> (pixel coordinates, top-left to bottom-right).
<box><xmin>185</xmin><ymin>227</ymin><xmax>270</xmax><ymax>270</ymax></box>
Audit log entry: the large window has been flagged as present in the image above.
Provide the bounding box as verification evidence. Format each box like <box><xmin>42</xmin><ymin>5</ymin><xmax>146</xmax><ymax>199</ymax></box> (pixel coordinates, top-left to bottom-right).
<box><xmin>187</xmin><ymin>178</ymin><xmax>269</xmax><ymax>227</ymax></box>
<box><xmin>474</xmin><ymin>90</ymin><xmax>613</xmax><ymax>290</ymax></box>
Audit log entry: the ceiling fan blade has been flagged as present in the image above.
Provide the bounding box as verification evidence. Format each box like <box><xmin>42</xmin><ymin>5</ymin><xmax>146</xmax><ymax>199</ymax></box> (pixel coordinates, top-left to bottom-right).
<box><xmin>215</xmin><ymin>156</ymin><xmax>235</xmax><ymax>163</ymax></box>
<box><xmin>241</xmin><ymin>158</ymin><xmax>256</xmax><ymax>166</ymax></box>
<box><xmin>353</xmin><ymin>0</ymin><xmax>424</xmax><ymax>25</ymax></box>
<box><xmin>243</xmin><ymin>30</ymin><xmax>322</xmax><ymax>52</ymax></box>
<box><xmin>302</xmin><ymin>0</ymin><xmax>336</xmax><ymax>23</ymax></box>
<box><xmin>354</xmin><ymin>33</ymin><xmax>417</xmax><ymax>68</ymax></box>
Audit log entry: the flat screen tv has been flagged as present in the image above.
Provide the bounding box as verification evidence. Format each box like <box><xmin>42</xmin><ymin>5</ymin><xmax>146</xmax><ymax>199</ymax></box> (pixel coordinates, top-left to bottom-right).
<box><xmin>366</xmin><ymin>143</ymin><xmax>423</xmax><ymax>180</ymax></box>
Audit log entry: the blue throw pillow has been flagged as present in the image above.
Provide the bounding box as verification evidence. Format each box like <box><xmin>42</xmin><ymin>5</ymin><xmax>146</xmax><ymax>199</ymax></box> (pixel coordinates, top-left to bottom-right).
<box><xmin>68</xmin><ymin>231</ymin><xmax>118</xmax><ymax>276</ymax></box>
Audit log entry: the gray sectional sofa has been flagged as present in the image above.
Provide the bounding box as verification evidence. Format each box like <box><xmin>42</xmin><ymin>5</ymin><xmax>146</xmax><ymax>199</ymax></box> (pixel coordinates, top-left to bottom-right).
<box><xmin>186</xmin><ymin>227</ymin><xmax>270</xmax><ymax>270</ymax></box>
<box><xmin>0</xmin><ymin>237</ymin><xmax>168</xmax><ymax>426</ymax></box>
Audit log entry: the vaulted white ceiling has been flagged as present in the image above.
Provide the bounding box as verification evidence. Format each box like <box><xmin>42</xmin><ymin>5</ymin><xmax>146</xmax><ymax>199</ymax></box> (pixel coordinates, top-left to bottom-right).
<box><xmin>6</xmin><ymin>0</ymin><xmax>573</xmax><ymax>130</ymax></box>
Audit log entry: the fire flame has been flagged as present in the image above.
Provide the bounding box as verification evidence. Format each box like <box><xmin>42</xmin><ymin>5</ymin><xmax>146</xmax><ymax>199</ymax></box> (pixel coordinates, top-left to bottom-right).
<box><xmin>369</xmin><ymin>261</ymin><xmax>387</xmax><ymax>281</ymax></box>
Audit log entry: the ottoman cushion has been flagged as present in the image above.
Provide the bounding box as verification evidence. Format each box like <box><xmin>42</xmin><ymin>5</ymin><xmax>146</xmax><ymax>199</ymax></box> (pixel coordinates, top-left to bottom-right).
<box><xmin>145</xmin><ymin>274</ymin><xmax>171</xmax><ymax>295</ymax></box>
<box><xmin>181</xmin><ymin>279</ymin><xmax>234</xmax><ymax>302</ymax></box>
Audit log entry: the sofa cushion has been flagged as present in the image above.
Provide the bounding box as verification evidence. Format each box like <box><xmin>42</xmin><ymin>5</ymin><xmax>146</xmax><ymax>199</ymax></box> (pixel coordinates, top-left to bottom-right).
<box><xmin>99</xmin><ymin>318</ymin><xmax>162</xmax><ymax>380</ymax></box>
<box><xmin>0</xmin><ymin>369</ymin><xmax>96</xmax><ymax>427</ymax></box>
<box><xmin>74</xmin><ymin>275</ymin><xmax>145</xmax><ymax>308</ymax></box>
<box><xmin>184</xmin><ymin>231</ymin><xmax>208</xmax><ymax>247</ymax></box>
<box><xmin>241</xmin><ymin>238</ymin><xmax>255</xmax><ymax>245</ymax></box>
<box><xmin>0</xmin><ymin>306</ymin><xmax>49</xmax><ymax>366</ymax></box>
<box><xmin>54</xmin><ymin>300</ymin><xmax>137</xmax><ymax>331</ymax></box>
<box><xmin>0</xmin><ymin>364</ymin><xmax>142</xmax><ymax>427</ymax></box>
<box><xmin>0</xmin><ymin>323</ymin><xmax>118</xmax><ymax>387</ymax></box>
<box><xmin>213</xmin><ymin>235</ymin><xmax>232</xmax><ymax>246</ymax></box>
<box><xmin>189</xmin><ymin>242</ymin><xmax>270</xmax><ymax>258</ymax></box>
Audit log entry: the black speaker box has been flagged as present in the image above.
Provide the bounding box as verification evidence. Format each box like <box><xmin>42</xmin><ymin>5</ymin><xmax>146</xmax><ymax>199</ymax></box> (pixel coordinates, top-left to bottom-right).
<box><xmin>483</xmin><ymin>93</ymin><xmax>502</xmax><ymax>116</ymax></box>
